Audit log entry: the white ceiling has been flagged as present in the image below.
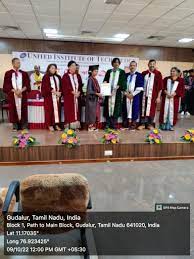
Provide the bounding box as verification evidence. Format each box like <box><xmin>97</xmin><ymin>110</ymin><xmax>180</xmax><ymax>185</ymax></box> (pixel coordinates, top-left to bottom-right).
<box><xmin>0</xmin><ymin>0</ymin><xmax>194</xmax><ymax>48</ymax></box>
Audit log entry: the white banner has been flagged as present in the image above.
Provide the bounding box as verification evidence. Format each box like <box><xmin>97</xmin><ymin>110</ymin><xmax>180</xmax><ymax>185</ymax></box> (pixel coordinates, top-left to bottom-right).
<box><xmin>12</xmin><ymin>51</ymin><xmax>139</xmax><ymax>88</ymax></box>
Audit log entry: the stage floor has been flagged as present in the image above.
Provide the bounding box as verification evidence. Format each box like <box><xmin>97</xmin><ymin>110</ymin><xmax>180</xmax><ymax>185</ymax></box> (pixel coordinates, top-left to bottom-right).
<box><xmin>0</xmin><ymin>116</ymin><xmax>194</xmax><ymax>164</ymax></box>
<box><xmin>0</xmin><ymin>116</ymin><xmax>193</xmax><ymax>147</ymax></box>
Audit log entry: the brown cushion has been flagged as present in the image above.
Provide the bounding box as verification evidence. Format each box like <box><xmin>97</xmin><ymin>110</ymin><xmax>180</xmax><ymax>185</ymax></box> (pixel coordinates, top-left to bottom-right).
<box><xmin>20</xmin><ymin>174</ymin><xmax>90</xmax><ymax>213</ymax></box>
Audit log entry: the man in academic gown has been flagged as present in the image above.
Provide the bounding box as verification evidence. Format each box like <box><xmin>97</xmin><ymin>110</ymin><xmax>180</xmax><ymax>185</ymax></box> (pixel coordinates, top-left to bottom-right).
<box><xmin>103</xmin><ymin>58</ymin><xmax>127</xmax><ymax>129</ymax></box>
<box><xmin>30</xmin><ymin>65</ymin><xmax>44</xmax><ymax>90</ymax></box>
<box><xmin>138</xmin><ymin>59</ymin><xmax>163</xmax><ymax>130</ymax></box>
<box><xmin>123</xmin><ymin>61</ymin><xmax>144</xmax><ymax>130</ymax></box>
<box><xmin>3</xmin><ymin>58</ymin><xmax>30</xmax><ymax>131</ymax></box>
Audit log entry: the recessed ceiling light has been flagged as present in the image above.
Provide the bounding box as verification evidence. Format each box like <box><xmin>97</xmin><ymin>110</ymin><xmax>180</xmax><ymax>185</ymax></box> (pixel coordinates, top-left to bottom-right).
<box><xmin>178</xmin><ymin>38</ymin><xmax>194</xmax><ymax>43</ymax></box>
<box><xmin>113</xmin><ymin>33</ymin><xmax>129</xmax><ymax>41</ymax></box>
<box><xmin>44</xmin><ymin>28</ymin><xmax>58</xmax><ymax>34</ymax></box>
<box><xmin>114</xmin><ymin>33</ymin><xmax>129</xmax><ymax>39</ymax></box>
<box><xmin>46</xmin><ymin>33</ymin><xmax>65</xmax><ymax>39</ymax></box>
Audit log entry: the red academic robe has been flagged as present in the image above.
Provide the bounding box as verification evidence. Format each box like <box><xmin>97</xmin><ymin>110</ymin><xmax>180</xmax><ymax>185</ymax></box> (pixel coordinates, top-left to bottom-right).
<box><xmin>3</xmin><ymin>69</ymin><xmax>30</xmax><ymax>123</ymax></box>
<box><xmin>141</xmin><ymin>69</ymin><xmax>163</xmax><ymax>118</ymax></box>
<box><xmin>61</xmin><ymin>72</ymin><xmax>82</xmax><ymax>124</ymax></box>
<box><xmin>159</xmin><ymin>77</ymin><xmax>184</xmax><ymax>125</ymax></box>
<box><xmin>41</xmin><ymin>74</ymin><xmax>62</xmax><ymax>127</ymax></box>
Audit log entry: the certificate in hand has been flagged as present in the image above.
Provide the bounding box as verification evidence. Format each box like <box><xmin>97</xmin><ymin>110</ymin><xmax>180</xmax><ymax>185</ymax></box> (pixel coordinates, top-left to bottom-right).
<box><xmin>100</xmin><ymin>83</ymin><xmax>111</xmax><ymax>96</ymax></box>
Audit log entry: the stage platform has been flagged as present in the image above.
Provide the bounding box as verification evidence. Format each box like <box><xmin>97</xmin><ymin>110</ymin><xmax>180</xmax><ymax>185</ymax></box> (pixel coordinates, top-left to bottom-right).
<box><xmin>0</xmin><ymin>116</ymin><xmax>194</xmax><ymax>165</ymax></box>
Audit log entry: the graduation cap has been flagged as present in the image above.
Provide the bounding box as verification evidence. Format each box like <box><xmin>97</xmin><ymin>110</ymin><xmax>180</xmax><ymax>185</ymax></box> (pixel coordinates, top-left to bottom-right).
<box><xmin>88</xmin><ymin>65</ymin><xmax>99</xmax><ymax>73</ymax></box>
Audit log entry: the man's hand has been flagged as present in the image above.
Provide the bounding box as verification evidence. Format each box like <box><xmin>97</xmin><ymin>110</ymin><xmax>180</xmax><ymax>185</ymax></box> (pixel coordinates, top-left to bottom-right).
<box><xmin>170</xmin><ymin>92</ymin><xmax>176</xmax><ymax>98</ymax></box>
<box><xmin>156</xmin><ymin>97</ymin><xmax>161</xmax><ymax>104</ymax></box>
<box><xmin>165</xmin><ymin>91</ymin><xmax>171</xmax><ymax>99</ymax></box>
<box><xmin>125</xmin><ymin>92</ymin><xmax>133</xmax><ymax>100</ymax></box>
<box><xmin>75</xmin><ymin>91</ymin><xmax>80</xmax><ymax>98</ymax></box>
<box><xmin>96</xmin><ymin>92</ymin><xmax>103</xmax><ymax>98</ymax></box>
<box><xmin>128</xmin><ymin>94</ymin><xmax>133</xmax><ymax>100</ymax></box>
<box><xmin>17</xmin><ymin>90</ymin><xmax>22</xmax><ymax>98</ymax></box>
<box><xmin>56</xmin><ymin>92</ymin><xmax>61</xmax><ymax>97</ymax></box>
<box><xmin>16</xmin><ymin>89</ymin><xmax>22</xmax><ymax>97</ymax></box>
<box><xmin>12</xmin><ymin>89</ymin><xmax>21</xmax><ymax>97</ymax></box>
<box><xmin>111</xmin><ymin>90</ymin><xmax>116</xmax><ymax>96</ymax></box>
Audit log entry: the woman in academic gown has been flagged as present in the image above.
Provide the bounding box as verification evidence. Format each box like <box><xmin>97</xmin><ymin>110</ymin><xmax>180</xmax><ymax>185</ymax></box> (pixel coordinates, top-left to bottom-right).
<box><xmin>41</xmin><ymin>64</ymin><xmax>62</xmax><ymax>132</ymax></box>
<box><xmin>159</xmin><ymin>67</ymin><xmax>184</xmax><ymax>131</ymax></box>
<box><xmin>61</xmin><ymin>61</ymin><xmax>83</xmax><ymax>129</ymax></box>
<box><xmin>85</xmin><ymin>65</ymin><xmax>102</xmax><ymax>131</ymax></box>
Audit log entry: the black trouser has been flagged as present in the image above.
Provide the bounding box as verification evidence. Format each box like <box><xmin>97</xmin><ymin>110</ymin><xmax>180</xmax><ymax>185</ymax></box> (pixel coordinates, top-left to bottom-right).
<box><xmin>181</xmin><ymin>90</ymin><xmax>190</xmax><ymax>113</ymax></box>
<box><xmin>13</xmin><ymin>122</ymin><xmax>28</xmax><ymax>130</ymax></box>
<box><xmin>140</xmin><ymin>116</ymin><xmax>154</xmax><ymax>127</ymax></box>
<box><xmin>106</xmin><ymin>116</ymin><xmax>117</xmax><ymax>129</ymax></box>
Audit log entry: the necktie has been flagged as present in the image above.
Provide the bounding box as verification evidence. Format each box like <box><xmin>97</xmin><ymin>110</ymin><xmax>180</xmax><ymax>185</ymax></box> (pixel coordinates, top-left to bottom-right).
<box><xmin>15</xmin><ymin>71</ymin><xmax>19</xmax><ymax>89</ymax></box>
<box><xmin>146</xmin><ymin>73</ymin><xmax>151</xmax><ymax>96</ymax></box>
<box><xmin>127</xmin><ymin>73</ymin><xmax>134</xmax><ymax>92</ymax></box>
<box><xmin>129</xmin><ymin>73</ymin><xmax>134</xmax><ymax>83</ymax></box>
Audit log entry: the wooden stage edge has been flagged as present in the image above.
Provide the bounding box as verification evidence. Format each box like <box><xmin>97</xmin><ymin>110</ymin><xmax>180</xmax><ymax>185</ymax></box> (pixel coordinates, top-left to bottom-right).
<box><xmin>1</xmin><ymin>156</ymin><xmax>194</xmax><ymax>166</ymax></box>
<box><xmin>0</xmin><ymin>142</ymin><xmax>194</xmax><ymax>165</ymax></box>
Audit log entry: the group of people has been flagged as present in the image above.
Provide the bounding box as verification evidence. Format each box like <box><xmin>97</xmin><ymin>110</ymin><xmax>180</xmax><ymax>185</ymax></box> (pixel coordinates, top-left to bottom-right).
<box><xmin>3</xmin><ymin>57</ymin><xmax>188</xmax><ymax>132</ymax></box>
<box><xmin>3</xmin><ymin>59</ymin><xmax>83</xmax><ymax>131</ymax></box>
<box><xmin>180</xmin><ymin>69</ymin><xmax>194</xmax><ymax>117</ymax></box>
